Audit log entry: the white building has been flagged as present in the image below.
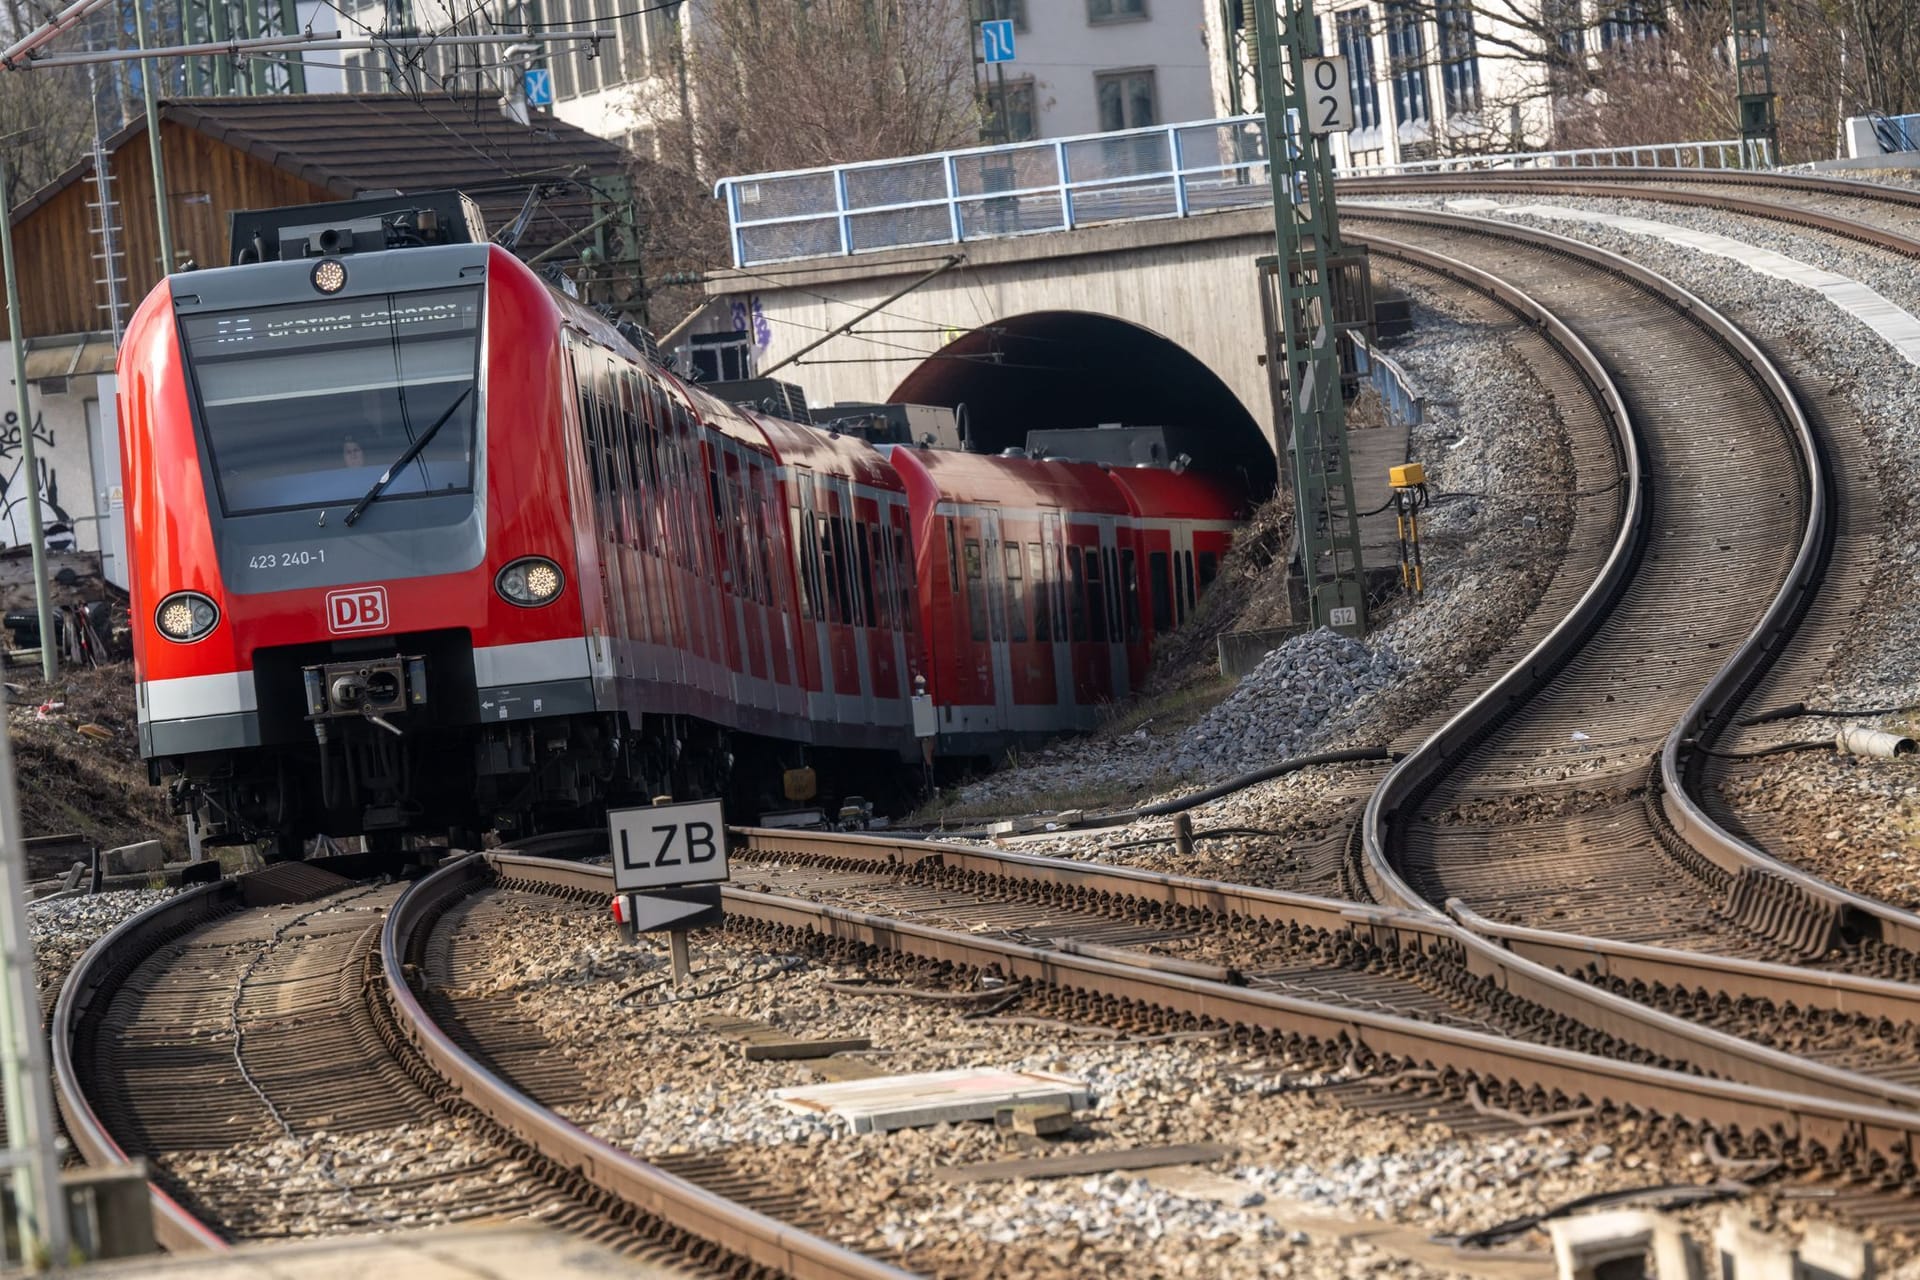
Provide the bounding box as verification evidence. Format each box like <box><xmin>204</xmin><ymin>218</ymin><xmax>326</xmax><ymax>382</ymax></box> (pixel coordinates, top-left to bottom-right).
<box><xmin>973</xmin><ymin>0</ymin><xmax>1215</xmax><ymax>142</ymax></box>
<box><xmin>295</xmin><ymin>0</ymin><xmax>1215</xmax><ymax>152</ymax></box>
<box><xmin>293</xmin><ymin>0</ymin><xmax>687</xmax><ymax>153</ymax></box>
<box><xmin>1204</xmin><ymin>1</ymin><xmax>1567</xmax><ymax>168</ymax></box>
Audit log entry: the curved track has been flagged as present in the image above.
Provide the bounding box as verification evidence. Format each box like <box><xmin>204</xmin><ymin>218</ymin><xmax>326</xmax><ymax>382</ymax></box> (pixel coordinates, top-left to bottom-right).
<box><xmin>52</xmin><ymin>860</ymin><xmax>906</xmax><ymax>1278</ymax></box>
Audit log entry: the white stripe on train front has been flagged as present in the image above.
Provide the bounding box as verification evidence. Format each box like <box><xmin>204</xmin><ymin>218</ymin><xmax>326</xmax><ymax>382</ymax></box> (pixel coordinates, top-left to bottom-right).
<box><xmin>142</xmin><ymin>638</ymin><xmax>596</xmax><ymax>724</ymax></box>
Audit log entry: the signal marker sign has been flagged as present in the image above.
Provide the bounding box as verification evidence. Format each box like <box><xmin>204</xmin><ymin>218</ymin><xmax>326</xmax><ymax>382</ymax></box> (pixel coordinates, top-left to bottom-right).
<box><xmin>610</xmin><ymin>798</ymin><xmax>728</xmax><ymax>891</ymax></box>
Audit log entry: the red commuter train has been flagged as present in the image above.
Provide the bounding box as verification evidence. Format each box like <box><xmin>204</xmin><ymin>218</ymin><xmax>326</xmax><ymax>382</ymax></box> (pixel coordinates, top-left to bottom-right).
<box><xmin>118</xmin><ymin>193</ymin><xmax>1243</xmax><ymax>851</ymax></box>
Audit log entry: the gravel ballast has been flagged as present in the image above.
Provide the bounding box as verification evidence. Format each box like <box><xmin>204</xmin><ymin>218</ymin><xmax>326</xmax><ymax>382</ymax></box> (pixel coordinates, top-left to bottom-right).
<box><xmin>976</xmin><ymin>281</ymin><xmax>1575</xmax><ymax>806</ymax></box>
<box><xmin>457</xmin><ymin>892</ymin><xmax>1914</xmax><ymax>1279</ymax></box>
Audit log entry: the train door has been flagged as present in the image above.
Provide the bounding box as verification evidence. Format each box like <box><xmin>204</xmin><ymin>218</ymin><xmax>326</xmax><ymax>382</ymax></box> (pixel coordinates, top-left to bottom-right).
<box><xmin>818</xmin><ymin>478</ymin><xmax>866</xmax><ymax>717</ymax></box>
<box><xmin>593</xmin><ymin>355</ymin><xmax>637</xmax><ymax>687</ymax></box>
<box><xmin>1063</xmin><ymin>521</ymin><xmax>1109</xmax><ymax>706</ymax></box>
<box><xmin>951</xmin><ymin>511</ymin><xmax>995</xmax><ymax>713</ymax></box>
<box><xmin>789</xmin><ymin>467</ymin><xmax>829</xmax><ymax>718</ymax></box>
<box><xmin>887</xmin><ymin>500</ymin><xmax>916</xmax><ymax>709</ymax></box>
<box><xmin>862</xmin><ymin>497</ymin><xmax>903</xmax><ymax>705</ymax></box>
<box><xmin>1099</xmin><ymin>522</ymin><xmax>1130</xmax><ymax>700</ymax></box>
<box><xmin>980</xmin><ymin>510</ymin><xmax>1014</xmax><ymax>733</ymax></box>
<box><xmin>564</xmin><ymin>340</ymin><xmax>615</xmax><ymax>689</ymax></box>
<box><xmin>1041</xmin><ymin>513</ymin><xmax>1071</xmax><ymax>712</ymax></box>
<box><xmin>1001</xmin><ymin>515</ymin><xmax>1054</xmax><ymax>716</ymax></box>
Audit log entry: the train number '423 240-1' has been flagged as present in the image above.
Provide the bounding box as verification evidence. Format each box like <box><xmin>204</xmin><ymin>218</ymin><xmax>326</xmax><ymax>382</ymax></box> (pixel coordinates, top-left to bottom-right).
<box><xmin>247</xmin><ymin>549</ymin><xmax>326</xmax><ymax>570</ymax></box>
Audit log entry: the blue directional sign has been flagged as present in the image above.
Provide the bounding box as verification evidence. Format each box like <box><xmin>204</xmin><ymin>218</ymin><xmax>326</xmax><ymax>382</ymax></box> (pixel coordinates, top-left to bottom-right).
<box><xmin>523</xmin><ymin>67</ymin><xmax>554</xmax><ymax>107</ymax></box>
<box><xmin>981</xmin><ymin>18</ymin><xmax>1016</xmax><ymax>63</ymax></box>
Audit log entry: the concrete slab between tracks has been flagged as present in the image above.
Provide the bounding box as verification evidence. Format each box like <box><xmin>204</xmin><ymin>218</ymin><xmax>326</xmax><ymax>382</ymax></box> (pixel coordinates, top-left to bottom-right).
<box><xmin>76</xmin><ymin>1224</ymin><xmax>676</xmax><ymax>1278</ymax></box>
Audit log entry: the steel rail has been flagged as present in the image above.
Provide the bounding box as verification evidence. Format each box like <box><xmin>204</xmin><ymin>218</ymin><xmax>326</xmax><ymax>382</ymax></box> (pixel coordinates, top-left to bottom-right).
<box><xmin>1351</xmin><ymin>206</ymin><xmax>1920</xmax><ymax>965</ymax></box>
<box><xmin>1337</xmin><ymin>166</ymin><xmax>1920</xmax><ymax>215</ymax></box>
<box><xmin>731</xmin><ymin>828</ymin><xmax>1920</xmax><ymax>1109</ymax></box>
<box><xmin>1341</xmin><ymin>174</ymin><xmax>1920</xmax><ymax>261</ymax></box>
<box><xmin>485</xmin><ymin>852</ymin><xmax>1920</xmax><ymax>1176</ymax></box>
<box><xmin>50</xmin><ymin>881</ymin><xmax>245</xmax><ymax>1254</ymax></box>
<box><xmin>386</xmin><ymin>854</ymin><xmax>912</xmax><ymax>1280</ymax></box>
<box><xmin>1350</xmin><ymin>213</ymin><xmax>1647</xmax><ymax>921</ymax></box>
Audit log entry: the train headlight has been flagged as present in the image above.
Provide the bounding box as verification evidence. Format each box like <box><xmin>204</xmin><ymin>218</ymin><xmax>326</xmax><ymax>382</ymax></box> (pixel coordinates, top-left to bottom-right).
<box><xmin>495</xmin><ymin>557</ymin><xmax>564</xmax><ymax>607</ymax></box>
<box><xmin>311</xmin><ymin>258</ymin><xmax>347</xmax><ymax>294</ymax></box>
<box><xmin>155</xmin><ymin>591</ymin><xmax>219</xmax><ymax>642</ymax></box>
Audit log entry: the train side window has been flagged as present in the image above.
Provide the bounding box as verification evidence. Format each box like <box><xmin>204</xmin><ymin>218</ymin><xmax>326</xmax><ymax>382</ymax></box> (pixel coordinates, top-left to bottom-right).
<box><xmin>1184</xmin><ymin>550</ymin><xmax>1198</xmax><ymax>613</ymax></box>
<box><xmin>1120</xmin><ymin>548</ymin><xmax>1142</xmax><ymax>643</ymax></box>
<box><xmin>964</xmin><ymin>539</ymin><xmax>987</xmax><ymax>642</ymax></box>
<box><xmin>1172</xmin><ymin>550</ymin><xmax>1187</xmax><ymax>624</ymax></box>
<box><xmin>1004</xmin><ymin>544</ymin><xmax>1027</xmax><ymax>642</ymax></box>
<box><xmin>1083</xmin><ymin>549</ymin><xmax>1108</xmax><ymax>644</ymax></box>
<box><xmin>1148</xmin><ymin>551</ymin><xmax>1174</xmax><ymax>632</ymax></box>
<box><xmin>1026</xmin><ymin>543</ymin><xmax>1050</xmax><ymax>641</ymax></box>
<box><xmin>945</xmin><ymin>519</ymin><xmax>960</xmax><ymax>594</ymax></box>
<box><xmin>1066</xmin><ymin>546</ymin><xmax>1088</xmax><ymax>642</ymax></box>
<box><xmin>1198</xmin><ymin>550</ymin><xmax>1218</xmax><ymax>592</ymax></box>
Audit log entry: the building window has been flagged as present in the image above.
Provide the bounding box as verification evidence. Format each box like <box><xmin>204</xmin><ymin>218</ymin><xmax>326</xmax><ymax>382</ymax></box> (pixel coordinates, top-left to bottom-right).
<box><xmin>1545</xmin><ymin>0</ymin><xmax>1584</xmax><ymax>95</ymax></box>
<box><xmin>1435</xmin><ymin>0</ymin><xmax>1481</xmax><ymax>115</ymax></box>
<box><xmin>977</xmin><ymin>0</ymin><xmax>1027</xmax><ymax>30</ymax></box>
<box><xmin>1096</xmin><ymin>68</ymin><xmax>1157</xmax><ymax>131</ymax></box>
<box><xmin>1600</xmin><ymin>1</ymin><xmax>1660</xmax><ymax>48</ymax></box>
<box><xmin>1088</xmin><ymin>0</ymin><xmax>1146</xmax><ymax>24</ymax></box>
<box><xmin>1334</xmin><ymin>8</ymin><xmax>1381</xmax><ymax>132</ymax></box>
<box><xmin>646</xmin><ymin>0</ymin><xmax>683</xmax><ymax>76</ymax></box>
<box><xmin>1383</xmin><ymin>2</ymin><xmax>1429</xmax><ymax>126</ymax></box>
<box><xmin>986</xmin><ymin>76</ymin><xmax>1037</xmax><ymax>142</ymax></box>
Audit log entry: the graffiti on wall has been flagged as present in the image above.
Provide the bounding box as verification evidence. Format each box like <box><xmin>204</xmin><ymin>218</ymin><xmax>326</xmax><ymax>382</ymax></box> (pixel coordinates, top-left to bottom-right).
<box><xmin>0</xmin><ymin>408</ymin><xmax>73</xmax><ymax>550</ymax></box>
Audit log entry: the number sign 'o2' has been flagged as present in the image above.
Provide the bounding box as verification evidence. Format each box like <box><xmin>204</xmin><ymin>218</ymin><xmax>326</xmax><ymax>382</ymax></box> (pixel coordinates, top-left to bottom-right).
<box><xmin>610</xmin><ymin>799</ymin><xmax>729</xmax><ymax>891</ymax></box>
<box><xmin>1304</xmin><ymin>55</ymin><xmax>1354</xmax><ymax>134</ymax></box>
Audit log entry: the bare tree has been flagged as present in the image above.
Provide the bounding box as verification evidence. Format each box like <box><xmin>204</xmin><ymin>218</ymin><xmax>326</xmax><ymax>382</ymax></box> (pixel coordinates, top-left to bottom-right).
<box><xmin>631</xmin><ymin>0</ymin><xmax>980</xmax><ymax>327</ymax></box>
<box><xmin>0</xmin><ymin>64</ymin><xmax>95</xmax><ymax>208</ymax></box>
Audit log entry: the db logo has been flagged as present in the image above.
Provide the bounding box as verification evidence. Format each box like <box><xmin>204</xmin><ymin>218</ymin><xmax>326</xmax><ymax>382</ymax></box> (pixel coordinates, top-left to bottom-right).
<box><xmin>326</xmin><ymin>586</ymin><xmax>390</xmax><ymax>634</ymax></box>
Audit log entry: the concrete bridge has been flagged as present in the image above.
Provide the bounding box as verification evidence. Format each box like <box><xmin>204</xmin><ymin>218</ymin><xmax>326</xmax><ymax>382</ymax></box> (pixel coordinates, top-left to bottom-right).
<box><xmin>702</xmin><ymin>205</ymin><xmax>1286</xmax><ymax>495</ymax></box>
<box><xmin>696</xmin><ymin>118</ymin><xmax>1751</xmax><ymax>496</ymax></box>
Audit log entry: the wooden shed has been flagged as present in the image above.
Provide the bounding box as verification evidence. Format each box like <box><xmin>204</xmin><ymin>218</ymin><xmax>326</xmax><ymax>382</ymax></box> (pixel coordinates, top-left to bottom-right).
<box><xmin>2</xmin><ymin>92</ymin><xmax>634</xmax><ymax>341</ymax></box>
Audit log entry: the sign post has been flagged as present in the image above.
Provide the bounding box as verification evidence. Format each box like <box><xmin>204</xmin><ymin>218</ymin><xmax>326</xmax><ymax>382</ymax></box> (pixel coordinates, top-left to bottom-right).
<box><xmin>608</xmin><ymin>796</ymin><xmax>728</xmax><ymax>986</ymax></box>
<box><xmin>976</xmin><ymin>16</ymin><xmax>1016</xmax><ymax>144</ymax></box>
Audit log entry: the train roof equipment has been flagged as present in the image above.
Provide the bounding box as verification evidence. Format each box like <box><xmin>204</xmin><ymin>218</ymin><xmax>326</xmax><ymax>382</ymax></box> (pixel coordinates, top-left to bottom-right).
<box><xmin>230</xmin><ymin>190</ymin><xmax>488</xmax><ymax>265</ymax></box>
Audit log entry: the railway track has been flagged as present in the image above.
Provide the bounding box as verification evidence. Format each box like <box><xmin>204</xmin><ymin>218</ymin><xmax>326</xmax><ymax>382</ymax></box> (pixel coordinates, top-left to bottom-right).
<box><xmin>51</xmin><ymin>859</ymin><xmax>908</xmax><ymax>1277</ymax></box>
<box><xmin>1340</xmin><ymin>168</ymin><xmax>1920</xmax><ymax>256</ymax></box>
<box><xmin>1339</xmin><ymin>209</ymin><xmax>1920</xmax><ymax>966</ymax></box>
<box><xmin>462</xmin><ymin>849</ymin><xmax>1920</xmax><ymax>1199</ymax></box>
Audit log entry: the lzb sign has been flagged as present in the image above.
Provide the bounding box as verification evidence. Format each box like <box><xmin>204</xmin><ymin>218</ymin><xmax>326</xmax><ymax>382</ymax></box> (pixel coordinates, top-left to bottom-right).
<box><xmin>610</xmin><ymin>798</ymin><xmax>728</xmax><ymax>891</ymax></box>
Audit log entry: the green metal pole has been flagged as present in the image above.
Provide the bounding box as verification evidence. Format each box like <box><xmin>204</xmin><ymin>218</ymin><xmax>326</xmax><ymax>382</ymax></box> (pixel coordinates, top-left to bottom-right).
<box><xmin>0</xmin><ymin>677</ymin><xmax>68</xmax><ymax>1268</ymax></box>
<box><xmin>0</xmin><ymin>159</ymin><xmax>56</xmax><ymax>685</ymax></box>
<box><xmin>1252</xmin><ymin>0</ymin><xmax>1366</xmax><ymax>635</ymax></box>
<box><xmin>134</xmin><ymin>0</ymin><xmax>175</xmax><ymax>275</ymax></box>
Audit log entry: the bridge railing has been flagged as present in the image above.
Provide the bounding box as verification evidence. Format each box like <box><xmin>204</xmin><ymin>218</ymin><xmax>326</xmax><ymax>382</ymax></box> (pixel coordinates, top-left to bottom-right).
<box><xmin>715</xmin><ymin>117</ymin><xmax>1768</xmax><ymax>268</ymax></box>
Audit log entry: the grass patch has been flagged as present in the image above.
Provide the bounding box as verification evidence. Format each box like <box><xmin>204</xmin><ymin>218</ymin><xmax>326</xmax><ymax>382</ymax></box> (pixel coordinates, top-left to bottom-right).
<box><xmin>1095</xmin><ymin>675</ymin><xmax>1235</xmax><ymax>740</ymax></box>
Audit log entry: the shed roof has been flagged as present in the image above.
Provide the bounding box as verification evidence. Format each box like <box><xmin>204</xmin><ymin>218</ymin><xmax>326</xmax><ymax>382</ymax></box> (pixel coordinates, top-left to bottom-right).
<box><xmin>17</xmin><ymin>93</ymin><xmax>629</xmax><ymax>233</ymax></box>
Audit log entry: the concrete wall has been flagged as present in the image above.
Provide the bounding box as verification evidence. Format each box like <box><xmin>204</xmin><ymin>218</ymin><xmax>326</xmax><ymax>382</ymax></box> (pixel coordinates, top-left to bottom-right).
<box><xmin>0</xmin><ymin>372</ymin><xmax>111</xmax><ymax>560</ymax></box>
<box><xmin>700</xmin><ymin>205</ymin><xmax>1278</xmax><ymax>446</ymax></box>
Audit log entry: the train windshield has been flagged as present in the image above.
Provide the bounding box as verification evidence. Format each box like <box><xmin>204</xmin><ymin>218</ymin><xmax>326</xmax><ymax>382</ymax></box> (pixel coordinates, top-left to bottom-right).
<box><xmin>181</xmin><ymin>286</ymin><xmax>482</xmax><ymax>517</ymax></box>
